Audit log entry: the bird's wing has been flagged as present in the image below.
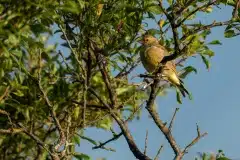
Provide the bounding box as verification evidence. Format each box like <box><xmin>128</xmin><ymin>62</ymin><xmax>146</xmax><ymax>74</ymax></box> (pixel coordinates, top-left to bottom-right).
<box><xmin>165</xmin><ymin>61</ymin><xmax>178</xmax><ymax>74</ymax></box>
<box><xmin>155</xmin><ymin>44</ymin><xmax>169</xmax><ymax>56</ymax></box>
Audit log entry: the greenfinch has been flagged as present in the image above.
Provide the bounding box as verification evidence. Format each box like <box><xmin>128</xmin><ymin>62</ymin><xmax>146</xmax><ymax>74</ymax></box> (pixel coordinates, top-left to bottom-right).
<box><xmin>140</xmin><ymin>35</ymin><xmax>189</xmax><ymax>97</ymax></box>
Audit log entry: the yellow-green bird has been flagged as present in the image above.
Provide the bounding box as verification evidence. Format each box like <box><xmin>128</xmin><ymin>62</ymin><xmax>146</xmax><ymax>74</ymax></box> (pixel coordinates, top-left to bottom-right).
<box><xmin>140</xmin><ymin>35</ymin><xmax>189</xmax><ymax>97</ymax></box>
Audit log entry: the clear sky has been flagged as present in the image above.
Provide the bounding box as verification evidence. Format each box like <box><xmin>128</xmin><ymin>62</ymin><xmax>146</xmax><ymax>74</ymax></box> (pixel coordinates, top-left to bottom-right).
<box><xmin>73</xmin><ymin>5</ymin><xmax>240</xmax><ymax>160</ymax></box>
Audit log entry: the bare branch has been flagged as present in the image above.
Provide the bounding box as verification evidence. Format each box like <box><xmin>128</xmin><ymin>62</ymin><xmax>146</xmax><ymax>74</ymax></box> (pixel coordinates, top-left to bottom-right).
<box><xmin>169</xmin><ymin>108</ymin><xmax>179</xmax><ymax>131</ymax></box>
<box><xmin>92</xmin><ymin>132</ymin><xmax>123</xmax><ymax>150</ymax></box>
<box><xmin>182</xmin><ymin>124</ymin><xmax>208</xmax><ymax>154</ymax></box>
<box><xmin>144</xmin><ymin>130</ymin><xmax>148</xmax><ymax>155</ymax></box>
<box><xmin>154</xmin><ymin>145</ymin><xmax>164</xmax><ymax>160</ymax></box>
<box><xmin>88</xmin><ymin>86</ymin><xmax>151</xmax><ymax>160</ymax></box>
<box><xmin>145</xmin><ymin>80</ymin><xmax>181</xmax><ymax>156</ymax></box>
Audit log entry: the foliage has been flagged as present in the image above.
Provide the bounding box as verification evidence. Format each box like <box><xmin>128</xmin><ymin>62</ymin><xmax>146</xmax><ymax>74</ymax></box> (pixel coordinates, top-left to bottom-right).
<box><xmin>0</xmin><ymin>0</ymin><xmax>239</xmax><ymax>159</ymax></box>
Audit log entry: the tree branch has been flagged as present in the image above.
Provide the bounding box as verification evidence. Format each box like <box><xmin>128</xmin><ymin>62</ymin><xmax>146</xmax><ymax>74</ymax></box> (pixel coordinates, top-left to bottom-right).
<box><xmin>91</xmin><ymin>45</ymin><xmax>116</xmax><ymax>107</ymax></box>
<box><xmin>88</xmin><ymin>86</ymin><xmax>151</xmax><ymax>160</ymax></box>
<box><xmin>233</xmin><ymin>0</ymin><xmax>240</xmax><ymax>18</ymax></box>
<box><xmin>169</xmin><ymin>108</ymin><xmax>179</xmax><ymax>131</ymax></box>
<box><xmin>182</xmin><ymin>124</ymin><xmax>208</xmax><ymax>154</ymax></box>
<box><xmin>38</xmin><ymin>51</ymin><xmax>66</xmax><ymax>152</ymax></box>
<box><xmin>181</xmin><ymin>20</ymin><xmax>233</xmax><ymax>41</ymax></box>
<box><xmin>154</xmin><ymin>145</ymin><xmax>163</xmax><ymax>160</ymax></box>
<box><xmin>92</xmin><ymin>132</ymin><xmax>123</xmax><ymax>150</ymax></box>
<box><xmin>176</xmin><ymin>0</ymin><xmax>218</xmax><ymax>28</ymax></box>
<box><xmin>17</xmin><ymin>123</ymin><xmax>60</xmax><ymax>160</ymax></box>
<box><xmin>145</xmin><ymin>80</ymin><xmax>181</xmax><ymax>155</ymax></box>
<box><xmin>144</xmin><ymin>130</ymin><xmax>148</xmax><ymax>155</ymax></box>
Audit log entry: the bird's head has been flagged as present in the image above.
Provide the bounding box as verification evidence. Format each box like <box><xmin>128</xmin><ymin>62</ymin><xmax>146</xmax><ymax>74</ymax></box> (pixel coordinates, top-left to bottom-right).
<box><xmin>141</xmin><ymin>35</ymin><xmax>159</xmax><ymax>46</ymax></box>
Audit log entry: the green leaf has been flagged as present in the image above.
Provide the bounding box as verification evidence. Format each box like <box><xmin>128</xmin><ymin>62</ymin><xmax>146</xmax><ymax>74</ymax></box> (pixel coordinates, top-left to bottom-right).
<box><xmin>201</xmin><ymin>55</ymin><xmax>210</xmax><ymax>70</ymax></box>
<box><xmin>147</xmin><ymin>5</ymin><xmax>162</xmax><ymax>14</ymax></box>
<box><xmin>0</xmin><ymin>69</ymin><xmax>4</xmax><ymax>78</ymax></box>
<box><xmin>167</xmin><ymin>0</ymin><xmax>173</xmax><ymax>5</ymax></box>
<box><xmin>202</xmin><ymin>49</ymin><xmax>215</xmax><ymax>57</ymax></box>
<box><xmin>176</xmin><ymin>89</ymin><xmax>182</xmax><ymax>104</ymax></box>
<box><xmin>61</xmin><ymin>1</ymin><xmax>82</xmax><ymax>14</ymax></box>
<box><xmin>73</xmin><ymin>107</ymin><xmax>80</xmax><ymax>120</ymax></box>
<box><xmin>208</xmin><ymin>40</ymin><xmax>222</xmax><ymax>45</ymax></box>
<box><xmin>179</xmin><ymin>66</ymin><xmax>197</xmax><ymax>79</ymax></box>
<box><xmin>80</xmin><ymin>136</ymin><xmax>98</xmax><ymax>145</ymax></box>
<box><xmin>146</xmin><ymin>29</ymin><xmax>161</xmax><ymax>36</ymax></box>
<box><xmin>8</xmin><ymin>34</ymin><xmax>19</xmax><ymax>46</ymax></box>
<box><xmin>74</xmin><ymin>153</ymin><xmax>91</xmax><ymax>160</ymax></box>
<box><xmin>72</xmin><ymin>135</ymin><xmax>81</xmax><ymax>146</ymax></box>
<box><xmin>13</xmin><ymin>90</ymin><xmax>24</xmax><ymax>97</ymax></box>
<box><xmin>224</xmin><ymin>30</ymin><xmax>236</xmax><ymax>38</ymax></box>
<box><xmin>30</xmin><ymin>24</ymin><xmax>49</xmax><ymax>36</ymax></box>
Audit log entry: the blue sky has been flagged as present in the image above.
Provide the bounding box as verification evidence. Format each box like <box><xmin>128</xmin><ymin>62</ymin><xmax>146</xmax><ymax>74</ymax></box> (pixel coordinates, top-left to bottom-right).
<box><xmin>72</xmin><ymin>5</ymin><xmax>240</xmax><ymax>160</ymax></box>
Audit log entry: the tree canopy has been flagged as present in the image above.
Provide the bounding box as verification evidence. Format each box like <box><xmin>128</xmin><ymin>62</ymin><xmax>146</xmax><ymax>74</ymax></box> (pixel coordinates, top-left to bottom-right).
<box><xmin>0</xmin><ymin>0</ymin><xmax>239</xmax><ymax>159</ymax></box>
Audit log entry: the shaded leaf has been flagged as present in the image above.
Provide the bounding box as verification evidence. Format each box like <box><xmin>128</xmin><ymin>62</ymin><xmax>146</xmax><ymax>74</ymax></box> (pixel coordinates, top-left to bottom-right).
<box><xmin>201</xmin><ymin>55</ymin><xmax>210</xmax><ymax>70</ymax></box>
<box><xmin>208</xmin><ymin>40</ymin><xmax>222</xmax><ymax>45</ymax></box>
<box><xmin>224</xmin><ymin>30</ymin><xmax>236</xmax><ymax>38</ymax></box>
<box><xmin>176</xmin><ymin>89</ymin><xmax>182</xmax><ymax>104</ymax></box>
<box><xmin>179</xmin><ymin>66</ymin><xmax>197</xmax><ymax>79</ymax></box>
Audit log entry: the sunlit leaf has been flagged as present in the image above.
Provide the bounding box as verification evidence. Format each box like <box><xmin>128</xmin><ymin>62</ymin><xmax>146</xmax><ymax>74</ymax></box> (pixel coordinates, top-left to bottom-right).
<box><xmin>74</xmin><ymin>153</ymin><xmax>91</xmax><ymax>160</ymax></box>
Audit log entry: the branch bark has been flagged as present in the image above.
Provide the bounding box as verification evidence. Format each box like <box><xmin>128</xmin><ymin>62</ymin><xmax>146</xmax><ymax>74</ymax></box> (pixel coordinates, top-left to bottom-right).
<box><xmin>38</xmin><ymin>52</ymin><xmax>66</xmax><ymax>152</ymax></box>
<box><xmin>88</xmin><ymin>86</ymin><xmax>151</xmax><ymax>160</ymax></box>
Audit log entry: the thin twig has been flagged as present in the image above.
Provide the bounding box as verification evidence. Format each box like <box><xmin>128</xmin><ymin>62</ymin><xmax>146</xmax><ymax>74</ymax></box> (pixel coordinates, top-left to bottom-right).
<box><xmin>58</xmin><ymin>24</ymin><xmax>85</xmax><ymax>76</ymax></box>
<box><xmin>169</xmin><ymin>108</ymin><xmax>179</xmax><ymax>131</ymax></box>
<box><xmin>144</xmin><ymin>130</ymin><xmax>148</xmax><ymax>155</ymax></box>
<box><xmin>182</xmin><ymin>124</ymin><xmax>208</xmax><ymax>154</ymax></box>
<box><xmin>0</xmin><ymin>109</ymin><xmax>14</xmax><ymax>130</ymax></box>
<box><xmin>37</xmin><ymin>51</ymin><xmax>66</xmax><ymax>151</ymax></box>
<box><xmin>92</xmin><ymin>132</ymin><xmax>123</xmax><ymax>150</ymax></box>
<box><xmin>154</xmin><ymin>145</ymin><xmax>164</xmax><ymax>160</ymax></box>
<box><xmin>89</xmin><ymin>86</ymin><xmax>151</xmax><ymax>160</ymax></box>
<box><xmin>17</xmin><ymin>123</ymin><xmax>59</xmax><ymax>160</ymax></box>
<box><xmin>115</xmin><ymin>59</ymin><xmax>141</xmax><ymax>79</ymax></box>
<box><xmin>181</xmin><ymin>20</ymin><xmax>233</xmax><ymax>41</ymax></box>
<box><xmin>176</xmin><ymin>0</ymin><xmax>218</xmax><ymax>28</ymax></box>
<box><xmin>0</xmin><ymin>128</ymin><xmax>23</xmax><ymax>134</ymax></box>
<box><xmin>0</xmin><ymin>86</ymin><xmax>9</xmax><ymax>102</ymax></box>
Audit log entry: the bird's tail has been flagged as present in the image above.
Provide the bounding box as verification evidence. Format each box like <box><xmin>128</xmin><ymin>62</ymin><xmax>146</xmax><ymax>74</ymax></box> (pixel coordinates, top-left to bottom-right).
<box><xmin>177</xmin><ymin>80</ymin><xmax>189</xmax><ymax>98</ymax></box>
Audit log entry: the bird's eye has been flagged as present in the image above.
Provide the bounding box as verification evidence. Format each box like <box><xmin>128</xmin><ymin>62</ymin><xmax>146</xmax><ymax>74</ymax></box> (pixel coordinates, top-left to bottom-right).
<box><xmin>146</xmin><ymin>39</ymin><xmax>149</xmax><ymax>42</ymax></box>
